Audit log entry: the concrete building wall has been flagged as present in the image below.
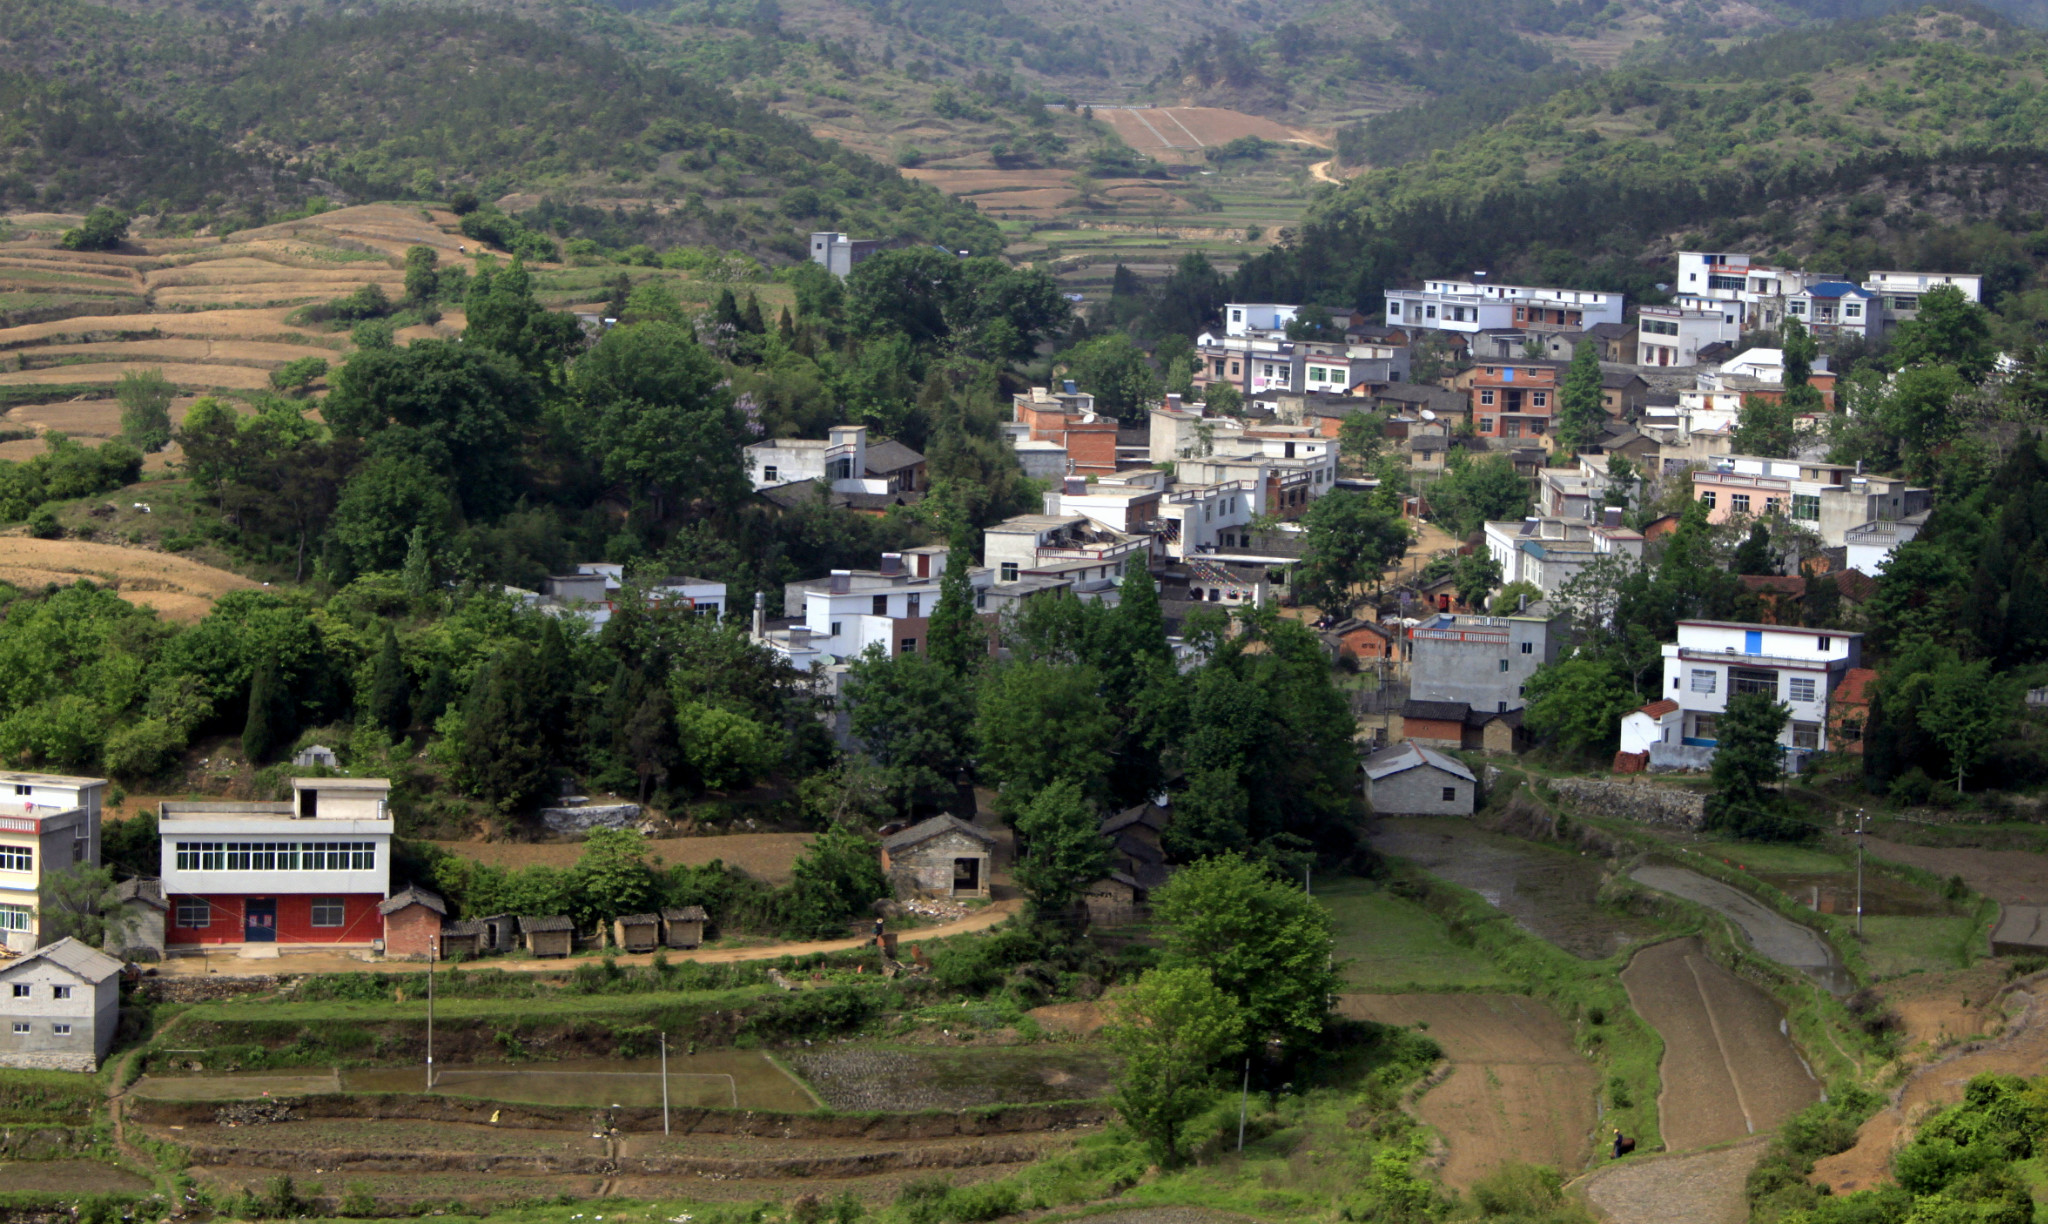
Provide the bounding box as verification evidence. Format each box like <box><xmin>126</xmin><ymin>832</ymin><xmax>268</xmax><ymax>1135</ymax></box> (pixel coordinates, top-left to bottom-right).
<box><xmin>1411</xmin><ymin>616</ymin><xmax>1563</xmax><ymax>713</ymax></box>
<box><xmin>884</xmin><ymin>830</ymin><xmax>992</xmax><ymax>899</ymax></box>
<box><xmin>1367</xmin><ymin>766</ymin><xmax>1474</xmax><ymax>816</ymax></box>
<box><xmin>0</xmin><ymin>961</ymin><xmax>116</xmax><ymax>1070</ymax></box>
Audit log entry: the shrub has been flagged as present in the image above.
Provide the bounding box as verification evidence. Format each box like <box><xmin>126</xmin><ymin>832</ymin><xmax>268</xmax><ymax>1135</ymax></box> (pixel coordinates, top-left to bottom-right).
<box><xmin>60</xmin><ymin>207</ymin><xmax>129</xmax><ymax>252</ymax></box>
<box><xmin>27</xmin><ymin>506</ymin><xmax>60</xmax><ymax>538</ymax></box>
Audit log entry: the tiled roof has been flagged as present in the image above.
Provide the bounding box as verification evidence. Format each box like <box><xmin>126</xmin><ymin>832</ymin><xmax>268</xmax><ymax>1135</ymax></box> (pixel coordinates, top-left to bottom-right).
<box><xmin>1637</xmin><ymin>699</ymin><xmax>1680</xmax><ymax>718</ymax></box>
<box><xmin>519</xmin><ymin>915</ymin><xmax>576</xmax><ymax>933</ymax></box>
<box><xmin>881</xmin><ymin>813</ymin><xmax>995</xmax><ymax>852</ymax></box>
<box><xmin>378</xmin><ymin>886</ymin><xmax>448</xmax><ymax>917</ymax></box>
<box><xmin>1832</xmin><ymin>667</ymin><xmax>1878</xmax><ymax>706</ymax></box>
<box><xmin>1402</xmin><ymin>699</ymin><xmax>1471</xmax><ymax>722</ymax></box>
<box><xmin>2</xmin><ymin>937</ymin><xmax>124</xmax><ymax>983</ymax></box>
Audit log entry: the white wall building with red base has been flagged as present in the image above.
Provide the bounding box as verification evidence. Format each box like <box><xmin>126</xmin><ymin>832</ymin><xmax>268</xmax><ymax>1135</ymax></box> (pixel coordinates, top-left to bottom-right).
<box><xmin>160</xmin><ymin>778</ymin><xmax>392</xmax><ymax>952</ymax></box>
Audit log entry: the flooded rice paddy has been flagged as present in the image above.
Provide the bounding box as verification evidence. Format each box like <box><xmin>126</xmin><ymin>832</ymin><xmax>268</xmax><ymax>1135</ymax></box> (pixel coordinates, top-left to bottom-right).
<box><xmin>1369</xmin><ymin>818</ymin><xmax>1661</xmax><ymax>958</ymax></box>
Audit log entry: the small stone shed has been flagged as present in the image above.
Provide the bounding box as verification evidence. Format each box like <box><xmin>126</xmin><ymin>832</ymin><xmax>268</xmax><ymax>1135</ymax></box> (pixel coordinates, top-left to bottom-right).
<box><xmin>112</xmin><ymin>878</ymin><xmax>166</xmax><ymax>961</ymax></box>
<box><xmin>473</xmin><ymin>914</ymin><xmax>518</xmax><ymax>954</ymax></box>
<box><xmin>378</xmin><ymin>886</ymin><xmax>448</xmax><ymax>959</ymax></box>
<box><xmin>880</xmin><ymin>815</ymin><xmax>997</xmax><ymax>900</ymax></box>
<box><xmin>1363</xmin><ymin>742</ymin><xmax>1477</xmax><ymax>816</ymax></box>
<box><xmin>0</xmin><ymin>938</ymin><xmax>124</xmax><ymax>1072</ymax></box>
<box><xmin>661</xmin><ymin>906</ymin><xmax>708</xmax><ymax>949</ymax></box>
<box><xmin>612</xmin><ymin>913</ymin><xmax>661</xmax><ymax>953</ymax></box>
<box><xmin>1081</xmin><ymin>872</ymin><xmax>1148</xmax><ymax>927</ymax></box>
<box><xmin>519</xmin><ymin>915</ymin><xmax>576</xmax><ymax>958</ymax></box>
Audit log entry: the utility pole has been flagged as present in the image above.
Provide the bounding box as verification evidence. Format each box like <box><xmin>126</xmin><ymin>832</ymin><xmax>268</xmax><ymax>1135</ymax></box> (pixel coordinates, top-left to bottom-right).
<box><xmin>1237</xmin><ymin>1058</ymin><xmax>1251</xmax><ymax>1152</ymax></box>
<box><xmin>1855</xmin><ymin>809</ymin><xmax>1867</xmax><ymax>938</ymax></box>
<box><xmin>661</xmin><ymin>1032</ymin><xmax>671</xmax><ymax>1136</ymax></box>
<box><xmin>426</xmin><ymin>936</ymin><xmax>436</xmax><ymax>1092</ymax></box>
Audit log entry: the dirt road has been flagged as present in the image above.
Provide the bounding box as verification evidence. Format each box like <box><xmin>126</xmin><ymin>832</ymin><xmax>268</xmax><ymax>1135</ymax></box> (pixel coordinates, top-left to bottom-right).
<box><xmin>1813</xmin><ymin>982</ymin><xmax>2048</xmax><ymax>1192</ymax></box>
<box><xmin>152</xmin><ymin>896</ymin><xmax>1025</xmax><ymax>977</ymax></box>
<box><xmin>1582</xmin><ymin>1138</ymin><xmax>1768</xmax><ymax>1224</ymax></box>
<box><xmin>1622</xmin><ymin>938</ymin><xmax>1819</xmax><ymax>1152</ymax></box>
<box><xmin>1341</xmin><ymin>993</ymin><xmax>1598</xmax><ymax>1186</ymax></box>
<box><xmin>1630</xmin><ymin>866</ymin><xmax>1848</xmax><ymax>991</ymax></box>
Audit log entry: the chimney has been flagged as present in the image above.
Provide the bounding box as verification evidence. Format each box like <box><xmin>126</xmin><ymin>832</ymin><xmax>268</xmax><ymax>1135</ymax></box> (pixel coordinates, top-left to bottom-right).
<box><xmin>829</xmin><ymin>570</ymin><xmax>850</xmax><ymax>594</ymax></box>
<box><xmin>752</xmin><ymin>590</ymin><xmax>765</xmax><ymax>639</ymax></box>
<box><xmin>1603</xmin><ymin>506</ymin><xmax>1623</xmax><ymax>528</ymax></box>
<box><xmin>1517</xmin><ymin>593</ymin><xmax>1529</xmax><ymax>613</ymax></box>
<box><xmin>879</xmin><ymin>552</ymin><xmax>904</xmax><ymax>577</ymax></box>
<box><xmin>1064</xmin><ymin>476</ymin><xmax>1087</xmax><ymax>496</ymax></box>
<box><xmin>1166</xmin><ymin>393</ymin><xmax>1183</xmax><ymax>412</ymax></box>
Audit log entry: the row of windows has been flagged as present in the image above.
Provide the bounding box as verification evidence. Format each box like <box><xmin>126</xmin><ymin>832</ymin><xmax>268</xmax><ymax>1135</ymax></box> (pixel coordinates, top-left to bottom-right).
<box><xmin>10</xmin><ymin>983</ymin><xmax>69</xmax><ymax>999</ymax></box>
<box><xmin>173</xmin><ymin>898</ymin><xmax>349</xmax><ymax>928</ymax></box>
<box><xmin>1790</xmin><ymin>300</ymin><xmax>1865</xmax><ymax>320</ymax></box>
<box><xmin>0</xmin><ymin>845</ymin><xmax>31</xmax><ymax>873</ymax></box>
<box><xmin>172</xmin><ymin>842</ymin><xmax>377</xmax><ymax>872</ymax></box>
<box><xmin>1642</xmin><ymin>319</ymin><xmax>1681</xmax><ymax>336</ymax></box>
<box><xmin>1686</xmin><ymin>669</ymin><xmax>1818</xmax><ymax>702</ymax></box>
<box><xmin>1477</xmin><ymin>389</ymin><xmax>1549</xmax><ymax>408</ymax></box>
<box><xmin>10</xmin><ymin>1022</ymin><xmax>71</xmax><ymax>1036</ymax></box>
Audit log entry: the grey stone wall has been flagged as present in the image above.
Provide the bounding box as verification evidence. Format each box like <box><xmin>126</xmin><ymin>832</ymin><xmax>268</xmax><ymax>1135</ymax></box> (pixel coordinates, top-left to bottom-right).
<box><xmin>1546</xmin><ymin>777</ymin><xmax>1708</xmax><ymax>831</ymax></box>
<box><xmin>0</xmin><ymin>1051</ymin><xmax>96</xmax><ymax>1072</ymax></box>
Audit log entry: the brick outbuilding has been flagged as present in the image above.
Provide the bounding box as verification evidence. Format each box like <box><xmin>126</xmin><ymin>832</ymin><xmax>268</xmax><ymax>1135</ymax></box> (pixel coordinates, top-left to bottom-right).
<box><xmin>378</xmin><ymin>886</ymin><xmax>448</xmax><ymax>959</ymax></box>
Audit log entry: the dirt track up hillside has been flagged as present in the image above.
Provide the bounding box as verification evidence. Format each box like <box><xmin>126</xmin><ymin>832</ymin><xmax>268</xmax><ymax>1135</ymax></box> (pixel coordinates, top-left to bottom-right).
<box><xmin>1630</xmin><ymin>867</ymin><xmax>1847</xmax><ymax>990</ymax></box>
<box><xmin>1622</xmin><ymin>938</ymin><xmax>1819</xmax><ymax>1153</ymax></box>
<box><xmin>1813</xmin><ymin>983</ymin><xmax>2048</xmax><ymax>1192</ymax></box>
<box><xmin>1341</xmin><ymin>993</ymin><xmax>1598</xmax><ymax>1187</ymax></box>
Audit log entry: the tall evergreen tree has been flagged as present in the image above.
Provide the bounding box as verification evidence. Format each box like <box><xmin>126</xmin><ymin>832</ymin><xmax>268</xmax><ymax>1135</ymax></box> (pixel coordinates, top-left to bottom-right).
<box><xmin>242</xmin><ymin>663</ymin><xmax>288</xmax><ymax>763</ymax></box>
<box><xmin>924</xmin><ymin>539</ymin><xmax>982</xmax><ymax>676</ymax></box>
<box><xmin>458</xmin><ymin>644</ymin><xmax>552</xmax><ymax>814</ymax></box>
<box><xmin>1555</xmin><ymin>339</ymin><xmax>1605</xmax><ymax>454</ymax></box>
<box><xmin>363</xmin><ymin>625</ymin><xmax>411</xmax><ymax>736</ymax></box>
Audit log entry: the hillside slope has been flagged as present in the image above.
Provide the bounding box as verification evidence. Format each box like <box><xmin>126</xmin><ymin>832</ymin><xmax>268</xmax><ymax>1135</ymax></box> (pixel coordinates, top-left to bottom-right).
<box><xmin>1230</xmin><ymin>6</ymin><xmax>2048</xmax><ymax>328</ymax></box>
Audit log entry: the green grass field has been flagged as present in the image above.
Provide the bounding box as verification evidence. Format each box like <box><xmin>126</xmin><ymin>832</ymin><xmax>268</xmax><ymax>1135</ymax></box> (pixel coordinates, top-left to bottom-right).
<box><xmin>1319</xmin><ymin>877</ymin><xmax>1515</xmax><ymax>991</ymax></box>
<box><xmin>1857</xmin><ymin>916</ymin><xmax>1981</xmax><ymax>978</ymax></box>
<box><xmin>1690</xmin><ymin>841</ymin><xmax>1851</xmax><ymax>874</ymax></box>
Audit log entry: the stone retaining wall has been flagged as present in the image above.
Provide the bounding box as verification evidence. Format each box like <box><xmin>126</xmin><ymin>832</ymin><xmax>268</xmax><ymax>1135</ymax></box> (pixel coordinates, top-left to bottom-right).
<box><xmin>1545</xmin><ymin>777</ymin><xmax>1708</xmax><ymax>831</ymax></box>
<box><xmin>135</xmin><ymin>975</ymin><xmax>280</xmax><ymax>1003</ymax></box>
<box><xmin>0</xmin><ymin>1052</ymin><xmax>96</xmax><ymax>1073</ymax></box>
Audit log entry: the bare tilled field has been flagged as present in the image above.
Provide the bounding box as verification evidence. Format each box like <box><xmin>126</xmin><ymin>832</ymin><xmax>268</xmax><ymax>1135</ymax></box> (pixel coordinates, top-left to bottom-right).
<box><xmin>787</xmin><ymin>1045</ymin><xmax>1120</xmax><ymax>1112</ymax></box>
<box><xmin>1621</xmin><ymin>937</ymin><xmax>1819</xmax><ymax>1153</ymax></box>
<box><xmin>1341</xmin><ymin>993</ymin><xmax>1598</xmax><ymax>1186</ymax></box>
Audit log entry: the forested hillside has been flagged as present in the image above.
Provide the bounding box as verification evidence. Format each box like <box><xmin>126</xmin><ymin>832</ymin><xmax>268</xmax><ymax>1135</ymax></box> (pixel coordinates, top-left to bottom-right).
<box><xmin>1232</xmin><ymin>7</ymin><xmax>2048</xmax><ymax>344</ymax></box>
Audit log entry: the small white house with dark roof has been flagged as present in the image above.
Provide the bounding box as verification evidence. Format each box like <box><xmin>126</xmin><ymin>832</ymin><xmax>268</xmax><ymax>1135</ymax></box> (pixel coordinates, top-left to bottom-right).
<box><xmin>1363</xmin><ymin>742</ymin><xmax>1477</xmax><ymax>816</ymax></box>
<box><xmin>0</xmin><ymin>937</ymin><xmax>125</xmax><ymax>1071</ymax></box>
<box><xmin>879</xmin><ymin>815</ymin><xmax>996</xmax><ymax>900</ymax></box>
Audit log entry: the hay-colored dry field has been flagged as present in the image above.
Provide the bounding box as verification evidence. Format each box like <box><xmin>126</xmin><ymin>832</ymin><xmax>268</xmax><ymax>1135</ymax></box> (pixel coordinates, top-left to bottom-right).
<box><xmin>0</xmin><ymin>535</ymin><xmax>258</xmax><ymax>621</ymax></box>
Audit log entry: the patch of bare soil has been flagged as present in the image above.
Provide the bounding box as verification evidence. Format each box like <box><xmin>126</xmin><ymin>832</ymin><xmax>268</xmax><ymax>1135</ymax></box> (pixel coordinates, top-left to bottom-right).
<box><xmin>1582</xmin><ymin>1137</ymin><xmax>1768</xmax><ymax>1224</ymax></box>
<box><xmin>1027</xmin><ymin>1001</ymin><xmax>1108</xmax><ymax>1037</ymax></box>
<box><xmin>0</xmin><ymin>535</ymin><xmax>257</xmax><ymax>621</ymax></box>
<box><xmin>1621</xmin><ymin>938</ymin><xmax>1819</xmax><ymax>1153</ymax></box>
<box><xmin>1813</xmin><ymin>982</ymin><xmax>2048</xmax><ymax>1193</ymax></box>
<box><xmin>1340</xmin><ymin>993</ymin><xmax>1598</xmax><ymax>1186</ymax></box>
<box><xmin>1877</xmin><ymin>964</ymin><xmax>2002</xmax><ymax>1058</ymax></box>
<box><xmin>1858</xmin><ymin>834</ymin><xmax>2048</xmax><ymax>904</ymax></box>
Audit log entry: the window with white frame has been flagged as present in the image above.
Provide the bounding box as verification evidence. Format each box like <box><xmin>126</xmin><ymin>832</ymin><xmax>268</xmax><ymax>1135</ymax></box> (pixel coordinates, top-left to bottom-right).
<box><xmin>1731</xmin><ymin>667</ymin><xmax>1779</xmax><ymax>696</ymax></box>
<box><xmin>50</xmin><ymin>985</ymin><xmax>69</xmax><ymax>1000</ymax></box>
<box><xmin>10</xmin><ymin>984</ymin><xmax>26</xmax><ymax>997</ymax></box>
<box><xmin>9</xmin><ymin>1023</ymin><xmax>25</xmax><ymax>1035</ymax></box>
<box><xmin>310</xmin><ymin>898</ymin><xmax>346</xmax><ymax>928</ymax></box>
<box><xmin>1792</xmin><ymin>494</ymin><xmax>1820</xmax><ymax>521</ymax></box>
<box><xmin>1480</xmin><ymin>389</ymin><xmax>1496</xmax><ymax>405</ymax></box>
<box><xmin>0</xmin><ymin>844</ymin><xmax>31</xmax><ymax>873</ymax></box>
<box><xmin>1690</xmin><ymin>669</ymin><xmax>1717</xmax><ymax>693</ymax></box>
<box><xmin>1700</xmin><ymin>491</ymin><xmax>1716</xmax><ymax>510</ymax></box>
<box><xmin>52</xmin><ymin>1024</ymin><xmax>71</xmax><ymax>1036</ymax></box>
<box><xmin>763</xmin><ymin>466</ymin><xmax>777</xmax><ymax>483</ymax></box>
<box><xmin>1787</xmin><ymin>676</ymin><xmax>1817</xmax><ymax>703</ymax></box>
<box><xmin>0</xmin><ymin>905</ymin><xmax>28</xmax><ymax>932</ymax></box>
<box><xmin>175</xmin><ymin>899</ymin><xmax>210</xmax><ymax>929</ymax></box>
<box><xmin>1731</xmin><ymin>493</ymin><xmax>1751</xmax><ymax>514</ymax></box>
<box><xmin>1792</xmin><ymin>722</ymin><xmax>1821</xmax><ymax>750</ymax></box>
<box><xmin>999</xmin><ymin>562</ymin><xmax>1018</xmax><ymax>582</ymax></box>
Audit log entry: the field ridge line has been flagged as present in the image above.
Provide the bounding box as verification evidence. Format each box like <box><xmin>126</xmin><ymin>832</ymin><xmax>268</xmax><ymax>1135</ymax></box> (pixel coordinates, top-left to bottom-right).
<box><xmin>1684</xmin><ymin>953</ymin><xmax>1757</xmax><ymax>1136</ymax></box>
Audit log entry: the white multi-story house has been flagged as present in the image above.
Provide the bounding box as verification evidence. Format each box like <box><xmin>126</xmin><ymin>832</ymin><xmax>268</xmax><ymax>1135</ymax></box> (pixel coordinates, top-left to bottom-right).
<box><xmin>1674</xmin><ymin>252</ymin><xmax>1827</xmax><ymax>330</ymax></box>
<box><xmin>1653</xmin><ymin>621</ymin><xmax>1863</xmax><ymax>759</ymax></box>
<box><xmin>757</xmin><ymin>547</ymin><xmax>994</xmax><ymax>669</ymax></box>
<box><xmin>1385</xmin><ymin>280</ymin><xmax>1624</xmax><ymax>335</ymax></box>
<box><xmin>0</xmin><ymin>774</ymin><xmax>108</xmax><ymax>954</ymax></box>
<box><xmin>1690</xmin><ymin>453</ymin><xmax>1927</xmax><ymax>547</ymax></box>
<box><xmin>1637</xmin><ymin>304</ymin><xmax>1742</xmax><ymax>368</ymax></box>
<box><xmin>1483</xmin><ymin>514</ymin><xmax>1645</xmax><ymax>599</ymax></box>
<box><xmin>1786</xmin><ymin>282</ymin><xmax>1879</xmax><ymax>340</ymax></box>
<box><xmin>160</xmin><ymin>778</ymin><xmax>393</xmax><ymax>952</ymax></box>
<box><xmin>1861</xmin><ymin>271</ymin><xmax>1982</xmax><ymax>330</ymax></box>
<box><xmin>745</xmin><ymin>424</ymin><xmax>923</xmax><ymax>495</ymax></box>
<box><xmin>521</xmin><ymin>565</ymin><xmax>725</xmax><ymax>628</ymax></box>
<box><xmin>1222</xmin><ymin>303</ymin><xmax>1300</xmax><ymax>337</ymax></box>
<box><xmin>808</xmin><ymin>232</ymin><xmax>882</xmax><ymax>278</ymax></box>
<box><xmin>1156</xmin><ymin>480</ymin><xmax>1259</xmax><ymax>561</ymax></box>
<box><xmin>1176</xmin><ymin>429</ymin><xmax>1337</xmax><ymax>518</ymax></box>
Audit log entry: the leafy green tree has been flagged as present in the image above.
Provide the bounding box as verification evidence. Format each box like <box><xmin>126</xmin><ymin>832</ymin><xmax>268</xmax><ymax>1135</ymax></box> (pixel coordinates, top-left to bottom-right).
<box><xmin>463</xmin><ymin>258</ymin><xmax>585</xmax><ymax>381</ymax></box>
<box><xmin>1060</xmin><ymin>334</ymin><xmax>1163</xmax><ymax>425</ymax></box>
<box><xmin>1152</xmin><ymin>853</ymin><xmax>1339</xmax><ymax>1047</ymax></box>
<box><xmin>1338</xmin><ymin>411</ymin><xmax>1387</xmax><ymax>465</ymax></box>
<box><xmin>1872</xmin><ymin>365</ymin><xmax>1970</xmax><ymax>480</ymax></box>
<box><xmin>325</xmin><ymin>451</ymin><xmax>455</xmax><ymax>579</ymax></box>
<box><xmin>570</xmin><ymin>828</ymin><xmax>655</xmax><ymax>934</ymax></box>
<box><xmin>1491</xmin><ymin>579</ymin><xmax>1544</xmax><ymax>614</ymax></box>
<box><xmin>675</xmin><ymin>701</ymin><xmax>778</xmax><ymax>791</ymax></box>
<box><xmin>1428</xmin><ymin>451</ymin><xmax>1529</xmax><ymax>538</ymax></box>
<box><xmin>843</xmin><ymin>648</ymin><xmax>974</xmax><ymax>812</ymax></box>
<box><xmin>1555</xmin><ymin>339</ymin><xmax>1605</xmax><ymax>454</ymax></box>
<box><xmin>35</xmin><ymin>864</ymin><xmax>129</xmax><ymax>949</ymax></box>
<box><xmin>780</xmin><ymin>822</ymin><xmax>889</xmax><ymax>939</ymax></box>
<box><xmin>569</xmin><ymin>321</ymin><xmax>747</xmax><ymax>517</ymax></box>
<box><xmin>1523</xmin><ymin>655</ymin><xmax>1639</xmax><ymax>757</ymax></box>
<box><xmin>1454</xmin><ymin>551</ymin><xmax>1503</xmax><ymax>611</ymax></box>
<box><xmin>59</xmin><ymin>207</ymin><xmax>128</xmax><ymax>252</ymax></box>
<box><xmin>1106</xmin><ymin>966</ymin><xmax>1245</xmax><ymax>1166</ymax></box>
<box><xmin>1012</xmin><ymin>777</ymin><xmax>1114</xmax><ymax>915</ymax></box>
<box><xmin>1292</xmin><ymin>490</ymin><xmax>1411</xmax><ymax>614</ymax></box>
<box><xmin>362</xmin><ymin>624</ymin><xmax>410</xmax><ymax>736</ymax></box>
<box><xmin>1908</xmin><ymin>656</ymin><xmax>2018</xmax><ymax>793</ymax></box>
<box><xmin>975</xmin><ymin>660</ymin><xmax>1115</xmax><ymax>809</ymax></box>
<box><xmin>403</xmin><ymin>245</ymin><xmax>441</xmax><ymax>303</ymax></box>
<box><xmin>1202</xmin><ymin>382</ymin><xmax>1244</xmax><ymax>416</ymax></box>
<box><xmin>1892</xmin><ymin>285</ymin><xmax>1996</xmax><ymax>383</ymax></box>
<box><xmin>1707</xmin><ymin>690</ymin><xmax>1790</xmax><ymax>837</ymax></box>
<box><xmin>269</xmin><ymin>357</ymin><xmax>330</xmax><ymax>396</ymax></box>
<box><xmin>1734</xmin><ymin>391</ymin><xmax>1798</xmax><ymax>459</ymax></box>
<box><xmin>242</xmin><ymin>662</ymin><xmax>289</xmax><ymax>763</ymax></box>
<box><xmin>115</xmin><ymin>369</ymin><xmax>175</xmax><ymax>454</ymax></box>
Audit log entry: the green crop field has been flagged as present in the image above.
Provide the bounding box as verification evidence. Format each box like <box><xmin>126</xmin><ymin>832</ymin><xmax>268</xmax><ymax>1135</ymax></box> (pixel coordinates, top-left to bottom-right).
<box><xmin>1320</xmin><ymin>877</ymin><xmax>1516</xmax><ymax>992</ymax></box>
